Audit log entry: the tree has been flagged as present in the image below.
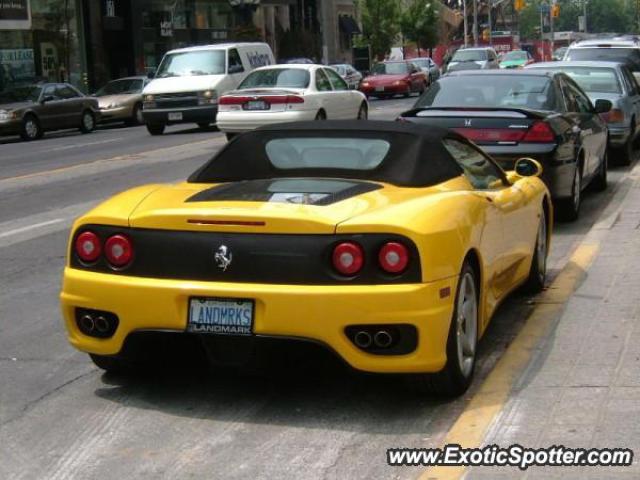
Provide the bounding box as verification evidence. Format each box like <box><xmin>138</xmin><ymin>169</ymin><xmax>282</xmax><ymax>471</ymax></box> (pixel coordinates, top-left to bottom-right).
<box><xmin>401</xmin><ymin>0</ymin><xmax>440</xmax><ymax>55</ymax></box>
<box><xmin>357</xmin><ymin>0</ymin><xmax>401</xmax><ymax>59</ymax></box>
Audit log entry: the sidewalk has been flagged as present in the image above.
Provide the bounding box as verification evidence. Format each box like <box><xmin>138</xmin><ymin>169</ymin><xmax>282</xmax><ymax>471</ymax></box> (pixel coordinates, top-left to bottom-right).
<box><xmin>466</xmin><ymin>165</ymin><xmax>640</xmax><ymax>479</ymax></box>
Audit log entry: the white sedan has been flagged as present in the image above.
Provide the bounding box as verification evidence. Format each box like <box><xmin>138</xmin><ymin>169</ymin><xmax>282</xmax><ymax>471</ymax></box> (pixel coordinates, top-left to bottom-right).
<box><xmin>217</xmin><ymin>64</ymin><xmax>369</xmax><ymax>140</ymax></box>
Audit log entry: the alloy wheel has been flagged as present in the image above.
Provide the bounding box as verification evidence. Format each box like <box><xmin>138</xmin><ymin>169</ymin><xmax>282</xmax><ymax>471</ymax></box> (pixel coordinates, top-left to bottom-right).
<box><xmin>536</xmin><ymin>212</ymin><xmax>547</xmax><ymax>283</ymax></box>
<box><xmin>456</xmin><ymin>272</ymin><xmax>478</xmax><ymax>378</ymax></box>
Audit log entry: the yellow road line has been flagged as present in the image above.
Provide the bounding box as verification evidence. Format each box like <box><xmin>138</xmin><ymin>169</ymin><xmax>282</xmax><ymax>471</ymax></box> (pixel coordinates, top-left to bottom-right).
<box><xmin>421</xmin><ymin>243</ymin><xmax>599</xmax><ymax>480</ymax></box>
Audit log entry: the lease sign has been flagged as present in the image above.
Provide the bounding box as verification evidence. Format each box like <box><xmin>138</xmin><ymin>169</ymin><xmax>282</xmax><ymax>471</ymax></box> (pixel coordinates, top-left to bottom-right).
<box><xmin>0</xmin><ymin>0</ymin><xmax>31</xmax><ymax>29</ymax></box>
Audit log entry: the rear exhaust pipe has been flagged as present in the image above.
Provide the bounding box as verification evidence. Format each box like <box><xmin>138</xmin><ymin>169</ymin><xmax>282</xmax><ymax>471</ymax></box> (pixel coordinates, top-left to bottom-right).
<box><xmin>353</xmin><ymin>331</ymin><xmax>372</xmax><ymax>349</ymax></box>
<box><xmin>79</xmin><ymin>314</ymin><xmax>95</xmax><ymax>332</ymax></box>
<box><xmin>94</xmin><ymin>316</ymin><xmax>110</xmax><ymax>333</ymax></box>
<box><xmin>374</xmin><ymin>330</ymin><xmax>393</xmax><ymax>348</ymax></box>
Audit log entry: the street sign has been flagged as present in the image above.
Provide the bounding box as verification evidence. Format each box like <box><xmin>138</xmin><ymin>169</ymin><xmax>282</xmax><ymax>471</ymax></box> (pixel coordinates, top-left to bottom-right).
<box><xmin>538</xmin><ymin>3</ymin><xmax>550</xmax><ymax>13</ymax></box>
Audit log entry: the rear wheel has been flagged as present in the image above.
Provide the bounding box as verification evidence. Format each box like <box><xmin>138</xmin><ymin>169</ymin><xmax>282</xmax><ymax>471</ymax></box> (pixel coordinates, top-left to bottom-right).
<box><xmin>591</xmin><ymin>150</ymin><xmax>608</xmax><ymax>192</ymax></box>
<box><xmin>558</xmin><ymin>164</ymin><xmax>582</xmax><ymax>222</ymax></box>
<box><xmin>90</xmin><ymin>354</ymin><xmax>129</xmax><ymax>374</ymax></box>
<box><xmin>20</xmin><ymin>114</ymin><xmax>42</xmax><ymax>141</ymax></box>
<box><xmin>127</xmin><ymin>103</ymin><xmax>144</xmax><ymax>126</ymax></box>
<box><xmin>146</xmin><ymin>123</ymin><xmax>165</xmax><ymax>135</ymax></box>
<box><xmin>615</xmin><ymin>135</ymin><xmax>634</xmax><ymax>166</ymax></box>
<box><xmin>408</xmin><ymin>261</ymin><xmax>478</xmax><ymax>397</ymax></box>
<box><xmin>225</xmin><ymin>132</ymin><xmax>237</xmax><ymax>141</ymax></box>
<box><xmin>356</xmin><ymin>102</ymin><xmax>368</xmax><ymax>120</ymax></box>
<box><xmin>522</xmin><ymin>208</ymin><xmax>548</xmax><ymax>293</ymax></box>
<box><xmin>79</xmin><ymin>110</ymin><xmax>95</xmax><ymax>133</ymax></box>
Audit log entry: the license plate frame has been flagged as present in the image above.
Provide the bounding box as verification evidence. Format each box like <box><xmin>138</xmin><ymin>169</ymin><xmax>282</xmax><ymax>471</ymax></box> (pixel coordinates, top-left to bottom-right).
<box><xmin>168</xmin><ymin>112</ymin><xmax>183</xmax><ymax>121</ymax></box>
<box><xmin>187</xmin><ymin>297</ymin><xmax>254</xmax><ymax>335</ymax></box>
<box><xmin>375</xmin><ymin>86</ymin><xmax>385</xmax><ymax>92</ymax></box>
<box><xmin>243</xmin><ymin>100</ymin><xmax>269</xmax><ymax>111</ymax></box>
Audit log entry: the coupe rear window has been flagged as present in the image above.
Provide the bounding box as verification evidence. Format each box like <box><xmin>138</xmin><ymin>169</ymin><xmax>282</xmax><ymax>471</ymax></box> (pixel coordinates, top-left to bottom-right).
<box><xmin>503</xmin><ymin>51</ymin><xmax>528</xmax><ymax>61</ymax></box>
<box><xmin>452</xmin><ymin>50</ymin><xmax>488</xmax><ymax>62</ymax></box>
<box><xmin>416</xmin><ymin>75</ymin><xmax>556</xmax><ymax>110</ymax></box>
<box><xmin>372</xmin><ymin>63</ymin><xmax>409</xmax><ymax>75</ymax></box>
<box><xmin>239</xmin><ymin>68</ymin><xmax>310</xmax><ymax>89</ymax></box>
<box><xmin>265</xmin><ymin>138</ymin><xmax>390</xmax><ymax>170</ymax></box>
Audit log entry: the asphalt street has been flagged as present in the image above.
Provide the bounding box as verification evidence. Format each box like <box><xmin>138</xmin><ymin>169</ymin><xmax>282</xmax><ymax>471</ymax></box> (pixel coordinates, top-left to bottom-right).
<box><xmin>0</xmin><ymin>96</ymin><xmax>637</xmax><ymax>479</ymax></box>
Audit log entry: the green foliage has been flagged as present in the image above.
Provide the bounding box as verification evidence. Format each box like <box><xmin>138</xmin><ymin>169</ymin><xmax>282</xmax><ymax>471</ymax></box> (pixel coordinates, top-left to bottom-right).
<box><xmin>357</xmin><ymin>0</ymin><xmax>401</xmax><ymax>59</ymax></box>
<box><xmin>401</xmin><ymin>0</ymin><xmax>440</xmax><ymax>52</ymax></box>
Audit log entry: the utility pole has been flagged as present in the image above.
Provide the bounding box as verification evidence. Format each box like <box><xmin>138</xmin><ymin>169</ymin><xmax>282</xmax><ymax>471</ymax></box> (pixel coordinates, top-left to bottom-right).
<box><xmin>550</xmin><ymin>0</ymin><xmax>555</xmax><ymax>56</ymax></box>
<box><xmin>473</xmin><ymin>0</ymin><xmax>479</xmax><ymax>46</ymax></box>
<box><xmin>488</xmin><ymin>0</ymin><xmax>492</xmax><ymax>46</ymax></box>
<box><xmin>463</xmin><ymin>0</ymin><xmax>468</xmax><ymax>48</ymax></box>
<box><xmin>583</xmin><ymin>0</ymin><xmax>588</xmax><ymax>33</ymax></box>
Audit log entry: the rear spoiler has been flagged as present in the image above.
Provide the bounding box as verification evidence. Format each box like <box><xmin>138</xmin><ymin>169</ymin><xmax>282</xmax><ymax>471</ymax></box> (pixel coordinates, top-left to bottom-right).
<box><xmin>401</xmin><ymin>106</ymin><xmax>549</xmax><ymax>120</ymax></box>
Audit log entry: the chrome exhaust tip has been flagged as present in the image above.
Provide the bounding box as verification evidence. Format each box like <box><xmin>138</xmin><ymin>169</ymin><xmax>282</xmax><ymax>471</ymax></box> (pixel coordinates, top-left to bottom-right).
<box><xmin>79</xmin><ymin>314</ymin><xmax>95</xmax><ymax>332</ymax></box>
<box><xmin>94</xmin><ymin>316</ymin><xmax>110</xmax><ymax>333</ymax></box>
<box><xmin>374</xmin><ymin>330</ymin><xmax>393</xmax><ymax>348</ymax></box>
<box><xmin>353</xmin><ymin>330</ymin><xmax>373</xmax><ymax>349</ymax></box>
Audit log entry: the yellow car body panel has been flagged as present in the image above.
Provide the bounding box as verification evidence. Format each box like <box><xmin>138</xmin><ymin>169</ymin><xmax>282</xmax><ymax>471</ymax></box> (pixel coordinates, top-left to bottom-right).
<box><xmin>60</xmin><ymin>171</ymin><xmax>550</xmax><ymax>374</ymax></box>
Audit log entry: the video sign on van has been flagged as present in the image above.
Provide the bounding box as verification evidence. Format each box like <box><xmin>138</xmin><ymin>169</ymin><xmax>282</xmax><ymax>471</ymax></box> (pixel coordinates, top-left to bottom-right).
<box><xmin>0</xmin><ymin>0</ymin><xmax>31</xmax><ymax>29</ymax></box>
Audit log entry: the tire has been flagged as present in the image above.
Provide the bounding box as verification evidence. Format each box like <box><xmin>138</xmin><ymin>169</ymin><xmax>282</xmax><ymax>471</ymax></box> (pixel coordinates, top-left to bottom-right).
<box><xmin>146</xmin><ymin>123</ymin><xmax>165</xmax><ymax>135</ymax></box>
<box><xmin>614</xmin><ymin>135</ymin><xmax>633</xmax><ymax>166</ymax></box>
<box><xmin>90</xmin><ymin>354</ymin><xmax>129</xmax><ymax>374</ymax></box>
<box><xmin>557</xmin><ymin>164</ymin><xmax>582</xmax><ymax>222</ymax></box>
<box><xmin>408</xmin><ymin>261</ymin><xmax>479</xmax><ymax>397</ymax></box>
<box><xmin>356</xmin><ymin>102</ymin><xmax>368</xmax><ymax>120</ymax></box>
<box><xmin>225</xmin><ymin>132</ymin><xmax>237</xmax><ymax>141</ymax></box>
<box><xmin>315</xmin><ymin>110</ymin><xmax>326</xmax><ymax>120</ymax></box>
<box><xmin>20</xmin><ymin>114</ymin><xmax>42</xmax><ymax>141</ymax></box>
<box><xmin>591</xmin><ymin>150</ymin><xmax>608</xmax><ymax>192</ymax></box>
<box><xmin>127</xmin><ymin>103</ymin><xmax>144</xmax><ymax>126</ymax></box>
<box><xmin>522</xmin><ymin>207</ymin><xmax>548</xmax><ymax>293</ymax></box>
<box><xmin>79</xmin><ymin>110</ymin><xmax>95</xmax><ymax>133</ymax></box>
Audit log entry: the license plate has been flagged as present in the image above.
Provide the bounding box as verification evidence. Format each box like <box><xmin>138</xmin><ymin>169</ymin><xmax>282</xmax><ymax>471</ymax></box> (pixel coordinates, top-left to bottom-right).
<box><xmin>188</xmin><ymin>297</ymin><xmax>254</xmax><ymax>335</ymax></box>
<box><xmin>375</xmin><ymin>86</ymin><xmax>385</xmax><ymax>92</ymax></box>
<box><xmin>244</xmin><ymin>100</ymin><xmax>269</xmax><ymax>111</ymax></box>
<box><xmin>168</xmin><ymin>112</ymin><xmax>183</xmax><ymax>121</ymax></box>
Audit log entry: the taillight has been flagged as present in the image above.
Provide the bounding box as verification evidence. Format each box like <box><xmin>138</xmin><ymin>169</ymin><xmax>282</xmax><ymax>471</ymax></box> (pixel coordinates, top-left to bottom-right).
<box><xmin>378</xmin><ymin>242</ymin><xmax>409</xmax><ymax>274</ymax></box>
<box><xmin>600</xmin><ymin>108</ymin><xmax>625</xmax><ymax>123</ymax></box>
<box><xmin>522</xmin><ymin>121</ymin><xmax>555</xmax><ymax>143</ymax></box>
<box><xmin>104</xmin><ymin>234</ymin><xmax>134</xmax><ymax>268</ymax></box>
<box><xmin>75</xmin><ymin>231</ymin><xmax>102</xmax><ymax>263</ymax></box>
<box><xmin>453</xmin><ymin>128</ymin><xmax>526</xmax><ymax>144</ymax></box>
<box><xmin>332</xmin><ymin>242</ymin><xmax>364</xmax><ymax>276</ymax></box>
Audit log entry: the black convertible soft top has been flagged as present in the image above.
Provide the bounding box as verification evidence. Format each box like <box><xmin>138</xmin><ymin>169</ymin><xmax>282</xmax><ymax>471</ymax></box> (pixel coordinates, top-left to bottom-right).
<box><xmin>189</xmin><ymin>121</ymin><xmax>466</xmax><ymax>187</ymax></box>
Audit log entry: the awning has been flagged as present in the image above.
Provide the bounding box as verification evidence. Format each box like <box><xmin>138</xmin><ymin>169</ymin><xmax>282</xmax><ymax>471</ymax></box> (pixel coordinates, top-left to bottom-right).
<box><xmin>339</xmin><ymin>16</ymin><xmax>361</xmax><ymax>35</ymax></box>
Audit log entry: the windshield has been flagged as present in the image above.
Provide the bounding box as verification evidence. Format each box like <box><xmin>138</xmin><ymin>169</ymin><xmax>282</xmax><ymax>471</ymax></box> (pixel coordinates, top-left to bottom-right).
<box><xmin>0</xmin><ymin>86</ymin><xmax>41</xmax><ymax>103</ymax></box>
<box><xmin>503</xmin><ymin>51</ymin><xmax>527</xmax><ymax>61</ymax></box>
<box><xmin>452</xmin><ymin>50</ymin><xmax>488</xmax><ymax>62</ymax></box>
<box><xmin>95</xmin><ymin>79</ymin><xmax>144</xmax><ymax>96</ymax></box>
<box><xmin>239</xmin><ymin>69</ymin><xmax>310</xmax><ymax>89</ymax></box>
<box><xmin>372</xmin><ymin>63</ymin><xmax>409</xmax><ymax>75</ymax></box>
<box><xmin>265</xmin><ymin>138</ymin><xmax>390</xmax><ymax>170</ymax></box>
<box><xmin>416</xmin><ymin>75</ymin><xmax>555</xmax><ymax>110</ymax></box>
<box><xmin>549</xmin><ymin>67</ymin><xmax>622</xmax><ymax>94</ymax></box>
<box><xmin>156</xmin><ymin>50</ymin><xmax>226</xmax><ymax>78</ymax></box>
<box><xmin>566</xmin><ymin>47</ymin><xmax>636</xmax><ymax>64</ymax></box>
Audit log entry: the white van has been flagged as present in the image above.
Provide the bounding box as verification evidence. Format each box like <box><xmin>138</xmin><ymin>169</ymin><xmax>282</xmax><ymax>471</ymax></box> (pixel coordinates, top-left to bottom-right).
<box><xmin>142</xmin><ymin>42</ymin><xmax>274</xmax><ymax>135</ymax></box>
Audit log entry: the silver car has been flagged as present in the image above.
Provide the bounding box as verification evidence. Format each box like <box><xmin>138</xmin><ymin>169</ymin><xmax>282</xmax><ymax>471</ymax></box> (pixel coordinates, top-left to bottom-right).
<box><xmin>445</xmin><ymin>47</ymin><xmax>500</xmax><ymax>73</ymax></box>
<box><xmin>410</xmin><ymin>57</ymin><xmax>440</xmax><ymax>83</ymax></box>
<box><xmin>527</xmin><ymin>61</ymin><xmax>640</xmax><ymax>165</ymax></box>
<box><xmin>94</xmin><ymin>76</ymin><xmax>150</xmax><ymax>126</ymax></box>
<box><xmin>329</xmin><ymin>64</ymin><xmax>363</xmax><ymax>89</ymax></box>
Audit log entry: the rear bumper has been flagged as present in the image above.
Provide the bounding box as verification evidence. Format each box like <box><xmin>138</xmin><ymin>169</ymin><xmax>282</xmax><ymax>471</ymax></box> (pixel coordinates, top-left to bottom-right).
<box><xmin>142</xmin><ymin>105</ymin><xmax>218</xmax><ymax>125</ymax></box>
<box><xmin>360</xmin><ymin>84</ymin><xmax>408</xmax><ymax>96</ymax></box>
<box><xmin>485</xmin><ymin>143</ymin><xmax>576</xmax><ymax>199</ymax></box>
<box><xmin>60</xmin><ymin>267</ymin><xmax>457</xmax><ymax>374</ymax></box>
<box><xmin>217</xmin><ymin>109</ymin><xmax>317</xmax><ymax>133</ymax></box>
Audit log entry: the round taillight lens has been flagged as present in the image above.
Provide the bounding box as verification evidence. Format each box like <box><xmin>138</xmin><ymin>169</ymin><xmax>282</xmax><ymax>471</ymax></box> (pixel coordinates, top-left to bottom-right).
<box><xmin>332</xmin><ymin>242</ymin><xmax>364</xmax><ymax>276</ymax></box>
<box><xmin>378</xmin><ymin>242</ymin><xmax>409</xmax><ymax>274</ymax></box>
<box><xmin>75</xmin><ymin>231</ymin><xmax>102</xmax><ymax>263</ymax></box>
<box><xmin>104</xmin><ymin>234</ymin><xmax>134</xmax><ymax>268</ymax></box>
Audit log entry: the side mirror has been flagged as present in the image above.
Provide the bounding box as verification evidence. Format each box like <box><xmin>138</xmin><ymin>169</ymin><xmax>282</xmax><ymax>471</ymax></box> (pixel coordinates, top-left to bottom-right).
<box><xmin>594</xmin><ymin>99</ymin><xmax>612</xmax><ymax>114</ymax></box>
<box><xmin>514</xmin><ymin>157</ymin><xmax>543</xmax><ymax>178</ymax></box>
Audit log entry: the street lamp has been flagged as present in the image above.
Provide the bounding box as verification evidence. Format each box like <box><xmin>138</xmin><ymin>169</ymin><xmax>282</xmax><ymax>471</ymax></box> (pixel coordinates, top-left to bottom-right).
<box><xmin>229</xmin><ymin>0</ymin><xmax>261</xmax><ymax>26</ymax></box>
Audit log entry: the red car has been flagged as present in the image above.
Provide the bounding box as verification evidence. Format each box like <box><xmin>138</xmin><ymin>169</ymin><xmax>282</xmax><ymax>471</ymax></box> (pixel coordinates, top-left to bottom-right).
<box><xmin>359</xmin><ymin>61</ymin><xmax>428</xmax><ymax>99</ymax></box>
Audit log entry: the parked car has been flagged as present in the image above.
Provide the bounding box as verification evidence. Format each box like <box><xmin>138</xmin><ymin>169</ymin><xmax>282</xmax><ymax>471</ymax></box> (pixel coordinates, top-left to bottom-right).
<box><xmin>282</xmin><ymin>57</ymin><xmax>315</xmax><ymax>64</ymax></box>
<box><xmin>564</xmin><ymin>37</ymin><xmax>640</xmax><ymax>82</ymax></box>
<box><xmin>527</xmin><ymin>61</ymin><xmax>640</xmax><ymax>165</ymax></box>
<box><xmin>398</xmin><ymin>70</ymin><xmax>611</xmax><ymax>220</ymax></box>
<box><xmin>499</xmin><ymin>50</ymin><xmax>534</xmax><ymax>69</ymax></box>
<box><xmin>95</xmin><ymin>76</ymin><xmax>149</xmax><ymax>126</ymax></box>
<box><xmin>142</xmin><ymin>42</ymin><xmax>274</xmax><ymax>135</ymax></box>
<box><xmin>359</xmin><ymin>61</ymin><xmax>428</xmax><ymax>99</ymax></box>
<box><xmin>217</xmin><ymin>64</ymin><xmax>368</xmax><ymax>140</ymax></box>
<box><xmin>61</xmin><ymin>120</ymin><xmax>551</xmax><ymax>397</ymax></box>
<box><xmin>553</xmin><ymin>46</ymin><xmax>568</xmax><ymax>61</ymax></box>
<box><xmin>444</xmin><ymin>47</ymin><xmax>500</xmax><ymax>73</ymax></box>
<box><xmin>0</xmin><ymin>82</ymin><xmax>99</xmax><ymax>141</ymax></box>
<box><xmin>410</xmin><ymin>57</ymin><xmax>440</xmax><ymax>83</ymax></box>
<box><xmin>329</xmin><ymin>63</ymin><xmax>363</xmax><ymax>89</ymax></box>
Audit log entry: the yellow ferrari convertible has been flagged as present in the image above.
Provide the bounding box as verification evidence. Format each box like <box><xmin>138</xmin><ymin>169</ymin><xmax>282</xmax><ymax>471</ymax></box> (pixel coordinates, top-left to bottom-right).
<box><xmin>60</xmin><ymin>121</ymin><xmax>551</xmax><ymax>396</ymax></box>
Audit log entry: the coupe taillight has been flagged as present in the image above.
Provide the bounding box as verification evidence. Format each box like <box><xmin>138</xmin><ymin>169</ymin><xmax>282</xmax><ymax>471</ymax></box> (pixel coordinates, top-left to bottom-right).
<box><xmin>332</xmin><ymin>242</ymin><xmax>364</xmax><ymax>276</ymax></box>
<box><xmin>104</xmin><ymin>234</ymin><xmax>134</xmax><ymax>268</ymax></box>
<box><xmin>378</xmin><ymin>242</ymin><xmax>409</xmax><ymax>274</ymax></box>
<box><xmin>522</xmin><ymin>121</ymin><xmax>555</xmax><ymax>143</ymax></box>
<box><xmin>75</xmin><ymin>231</ymin><xmax>102</xmax><ymax>263</ymax></box>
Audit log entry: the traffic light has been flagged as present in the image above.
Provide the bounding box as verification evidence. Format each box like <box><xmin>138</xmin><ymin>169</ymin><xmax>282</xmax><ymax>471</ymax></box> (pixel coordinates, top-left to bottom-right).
<box><xmin>482</xmin><ymin>29</ymin><xmax>490</xmax><ymax>42</ymax></box>
<box><xmin>551</xmin><ymin>4</ymin><xmax>560</xmax><ymax>18</ymax></box>
<box><xmin>514</xmin><ymin>0</ymin><xmax>525</xmax><ymax>11</ymax></box>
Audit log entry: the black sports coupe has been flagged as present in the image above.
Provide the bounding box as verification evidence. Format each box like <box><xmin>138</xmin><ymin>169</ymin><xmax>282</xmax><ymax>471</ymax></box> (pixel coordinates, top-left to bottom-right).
<box><xmin>399</xmin><ymin>70</ymin><xmax>612</xmax><ymax>220</ymax></box>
